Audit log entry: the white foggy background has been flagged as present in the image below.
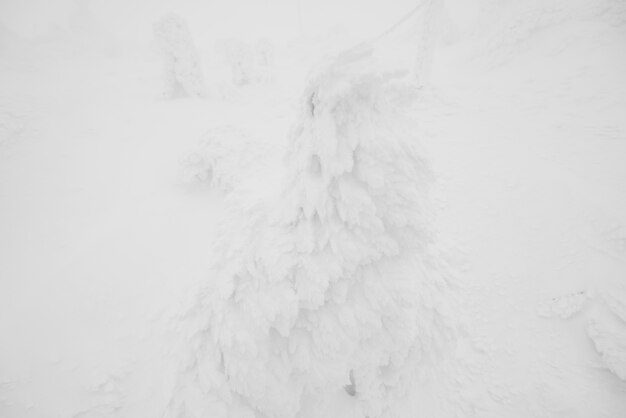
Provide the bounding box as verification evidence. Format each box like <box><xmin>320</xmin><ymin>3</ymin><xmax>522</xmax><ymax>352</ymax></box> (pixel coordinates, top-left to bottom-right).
<box><xmin>0</xmin><ymin>0</ymin><xmax>403</xmax><ymax>40</ymax></box>
<box><xmin>1</xmin><ymin>0</ymin><xmax>626</xmax><ymax>417</ymax></box>
<box><xmin>0</xmin><ymin>0</ymin><xmax>480</xmax><ymax>42</ymax></box>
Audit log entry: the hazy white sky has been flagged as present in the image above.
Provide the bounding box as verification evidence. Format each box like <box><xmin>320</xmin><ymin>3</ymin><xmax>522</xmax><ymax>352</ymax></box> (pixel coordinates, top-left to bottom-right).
<box><xmin>0</xmin><ymin>0</ymin><xmax>425</xmax><ymax>43</ymax></box>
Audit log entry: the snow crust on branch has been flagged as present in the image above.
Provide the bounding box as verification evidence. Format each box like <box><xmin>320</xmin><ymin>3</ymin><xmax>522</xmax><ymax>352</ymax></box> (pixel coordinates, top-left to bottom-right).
<box><xmin>153</xmin><ymin>13</ymin><xmax>207</xmax><ymax>99</ymax></box>
<box><xmin>166</xmin><ymin>46</ymin><xmax>456</xmax><ymax>418</ymax></box>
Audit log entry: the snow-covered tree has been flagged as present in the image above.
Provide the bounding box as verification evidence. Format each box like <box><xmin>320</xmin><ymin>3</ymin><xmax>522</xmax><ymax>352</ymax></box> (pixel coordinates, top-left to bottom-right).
<box><xmin>153</xmin><ymin>13</ymin><xmax>207</xmax><ymax>99</ymax></box>
<box><xmin>180</xmin><ymin>125</ymin><xmax>277</xmax><ymax>192</ymax></box>
<box><xmin>254</xmin><ymin>38</ymin><xmax>275</xmax><ymax>83</ymax></box>
<box><xmin>255</xmin><ymin>38</ymin><xmax>275</xmax><ymax>68</ymax></box>
<box><xmin>216</xmin><ymin>38</ymin><xmax>255</xmax><ymax>86</ymax></box>
<box><xmin>165</xmin><ymin>44</ymin><xmax>456</xmax><ymax>418</ymax></box>
<box><xmin>215</xmin><ymin>38</ymin><xmax>275</xmax><ymax>86</ymax></box>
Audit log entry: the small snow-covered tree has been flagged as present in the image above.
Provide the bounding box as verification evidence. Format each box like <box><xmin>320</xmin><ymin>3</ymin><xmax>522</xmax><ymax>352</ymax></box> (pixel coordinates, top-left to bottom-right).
<box><xmin>255</xmin><ymin>38</ymin><xmax>275</xmax><ymax>68</ymax></box>
<box><xmin>216</xmin><ymin>38</ymin><xmax>255</xmax><ymax>86</ymax></box>
<box><xmin>180</xmin><ymin>126</ymin><xmax>277</xmax><ymax>192</ymax></box>
<box><xmin>216</xmin><ymin>38</ymin><xmax>275</xmax><ymax>86</ymax></box>
<box><xmin>254</xmin><ymin>38</ymin><xmax>275</xmax><ymax>82</ymax></box>
<box><xmin>153</xmin><ymin>13</ymin><xmax>207</xmax><ymax>98</ymax></box>
<box><xmin>166</xmin><ymin>45</ymin><xmax>456</xmax><ymax>418</ymax></box>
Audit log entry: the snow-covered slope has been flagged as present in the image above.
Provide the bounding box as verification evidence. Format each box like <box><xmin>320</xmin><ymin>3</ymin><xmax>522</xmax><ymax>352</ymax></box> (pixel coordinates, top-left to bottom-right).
<box><xmin>1</xmin><ymin>1</ymin><xmax>626</xmax><ymax>417</ymax></box>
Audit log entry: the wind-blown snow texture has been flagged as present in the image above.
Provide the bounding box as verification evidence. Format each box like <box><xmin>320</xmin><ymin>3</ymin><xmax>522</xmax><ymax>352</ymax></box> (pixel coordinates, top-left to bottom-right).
<box><xmin>1</xmin><ymin>1</ymin><xmax>626</xmax><ymax>417</ymax></box>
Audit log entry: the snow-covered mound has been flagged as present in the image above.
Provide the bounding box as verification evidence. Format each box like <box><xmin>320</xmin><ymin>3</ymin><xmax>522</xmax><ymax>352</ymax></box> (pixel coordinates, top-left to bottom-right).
<box><xmin>165</xmin><ymin>45</ymin><xmax>457</xmax><ymax>418</ymax></box>
<box><xmin>587</xmin><ymin>308</ymin><xmax>626</xmax><ymax>381</ymax></box>
<box><xmin>540</xmin><ymin>287</ymin><xmax>626</xmax><ymax>381</ymax></box>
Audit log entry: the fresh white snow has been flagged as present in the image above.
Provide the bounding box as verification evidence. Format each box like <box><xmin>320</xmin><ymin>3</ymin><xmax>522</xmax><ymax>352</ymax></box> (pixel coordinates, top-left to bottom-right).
<box><xmin>1</xmin><ymin>1</ymin><xmax>626</xmax><ymax>417</ymax></box>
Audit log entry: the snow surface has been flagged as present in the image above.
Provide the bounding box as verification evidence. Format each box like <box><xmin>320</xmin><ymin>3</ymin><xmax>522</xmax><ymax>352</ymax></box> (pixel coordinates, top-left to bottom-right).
<box><xmin>1</xmin><ymin>0</ymin><xmax>626</xmax><ymax>417</ymax></box>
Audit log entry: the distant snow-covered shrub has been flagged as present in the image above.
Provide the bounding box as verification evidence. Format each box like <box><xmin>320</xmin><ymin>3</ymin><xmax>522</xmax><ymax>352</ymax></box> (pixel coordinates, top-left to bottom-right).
<box><xmin>180</xmin><ymin>126</ymin><xmax>274</xmax><ymax>192</ymax></box>
<box><xmin>153</xmin><ymin>13</ymin><xmax>207</xmax><ymax>98</ymax></box>
<box><xmin>254</xmin><ymin>38</ymin><xmax>275</xmax><ymax>83</ymax></box>
<box><xmin>166</xmin><ymin>45</ymin><xmax>457</xmax><ymax>418</ymax></box>
<box><xmin>215</xmin><ymin>38</ymin><xmax>255</xmax><ymax>86</ymax></box>
<box><xmin>255</xmin><ymin>38</ymin><xmax>275</xmax><ymax>68</ymax></box>
<box><xmin>215</xmin><ymin>37</ymin><xmax>276</xmax><ymax>86</ymax></box>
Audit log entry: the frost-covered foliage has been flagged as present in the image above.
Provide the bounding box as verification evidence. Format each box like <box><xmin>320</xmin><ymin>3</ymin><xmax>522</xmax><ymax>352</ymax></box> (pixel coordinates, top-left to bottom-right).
<box><xmin>166</xmin><ymin>46</ymin><xmax>456</xmax><ymax>418</ymax></box>
<box><xmin>255</xmin><ymin>38</ymin><xmax>275</xmax><ymax>68</ymax></box>
<box><xmin>587</xmin><ymin>310</ymin><xmax>626</xmax><ymax>381</ymax></box>
<box><xmin>153</xmin><ymin>13</ymin><xmax>207</xmax><ymax>99</ymax></box>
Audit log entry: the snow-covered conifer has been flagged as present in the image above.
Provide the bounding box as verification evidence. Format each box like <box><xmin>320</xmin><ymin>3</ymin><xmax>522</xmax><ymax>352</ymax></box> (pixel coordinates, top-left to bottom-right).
<box><xmin>153</xmin><ymin>13</ymin><xmax>207</xmax><ymax>98</ymax></box>
<box><xmin>254</xmin><ymin>38</ymin><xmax>275</xmax><ymax>82</ymax></box>
<box><xmin>166</xmin><ymin>44</ymin><xmax>456</xmax><ymax>418</ymax></box>
<box><xmin>217</xmin><ymin>38</ymin><xmax>255</xmax><ymax>86</ymax></box>
<box><xmin>180</xmin><ymin>126</ymin><xmax>277</xmax><ymax>192</ymax></box>
<box><xmin>255</xmin><ymin>38</ymin><xmax>275</xmax><ymax>68</ymax></box>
